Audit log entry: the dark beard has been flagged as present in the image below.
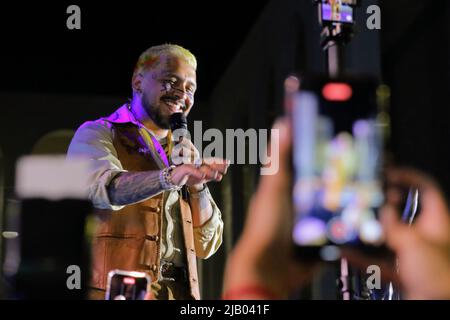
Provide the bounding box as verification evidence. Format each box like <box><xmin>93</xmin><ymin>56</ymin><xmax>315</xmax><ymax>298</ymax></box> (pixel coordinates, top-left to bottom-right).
<box><xmin>142</xmin><ymin>93</ymin><xmax>170</xmax><ymax>129</ymax></box>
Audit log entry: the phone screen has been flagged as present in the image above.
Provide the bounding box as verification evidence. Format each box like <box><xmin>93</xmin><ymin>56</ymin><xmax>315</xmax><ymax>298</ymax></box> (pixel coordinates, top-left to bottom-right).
<box><xmin>292</xmin><ymin>76</ymin><xmax>385</xmax><ymax>260</ymax></box>
<box><xmin>321</xmin><ymin>0</ymin><xmax>354</xmax><ymax>24</ymax></box>
<box><xmin>105</xmin><ymin>270</ymin><xmax>150</xmax><ymax>300</ymax></box>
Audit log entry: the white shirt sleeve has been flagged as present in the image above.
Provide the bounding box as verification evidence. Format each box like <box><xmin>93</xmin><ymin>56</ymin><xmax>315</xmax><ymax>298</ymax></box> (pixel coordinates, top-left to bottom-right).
<box><xmin>192</xmin><ymin>188</ymin><xmax>224</xmax><ymax>259</ymax></box>
<box><xmin>66</xmin><ymin>120</ymin><xmax>126</xmax><ymax>210</ymax></box>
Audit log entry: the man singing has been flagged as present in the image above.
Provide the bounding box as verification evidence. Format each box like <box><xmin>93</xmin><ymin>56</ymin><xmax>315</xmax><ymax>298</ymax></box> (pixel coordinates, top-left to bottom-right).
<box><xmin>67</xmin><ymin>44</ymin><xmax>229</xmax><ymax>300</ymax></box>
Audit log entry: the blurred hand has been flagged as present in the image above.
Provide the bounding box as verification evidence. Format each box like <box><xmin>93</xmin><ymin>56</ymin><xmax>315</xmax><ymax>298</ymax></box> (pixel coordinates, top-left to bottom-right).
<box><xmin>223</xmin><ymin>118</ymin><xmax>315</xmax><ymax>299</ymax></box>
<box><xmin>380</xmin><ymin>169</ymin><xmax>450</xmax><ymax>299</ymax></box>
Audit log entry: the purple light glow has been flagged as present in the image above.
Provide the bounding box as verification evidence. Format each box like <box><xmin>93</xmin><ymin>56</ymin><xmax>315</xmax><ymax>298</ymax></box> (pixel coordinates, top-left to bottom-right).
<box><xmin>293</xmin><ymin>217</ymin><xmax>327</xmax><ymax>245</ymax></box>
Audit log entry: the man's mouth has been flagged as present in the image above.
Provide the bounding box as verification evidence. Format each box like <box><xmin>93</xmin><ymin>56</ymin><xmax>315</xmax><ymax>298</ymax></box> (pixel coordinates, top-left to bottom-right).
<box><xmin>161</xmin><ymin>97</ymin><xmax>184</xmax><ymax>113</ymax></box>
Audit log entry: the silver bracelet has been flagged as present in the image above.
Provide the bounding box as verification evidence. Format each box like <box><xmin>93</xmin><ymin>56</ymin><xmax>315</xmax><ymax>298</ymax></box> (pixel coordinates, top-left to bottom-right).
<box><xmin>160</xmin><ymin>165</ymin><xmax>182</xmax><ymax>191</ymax></box>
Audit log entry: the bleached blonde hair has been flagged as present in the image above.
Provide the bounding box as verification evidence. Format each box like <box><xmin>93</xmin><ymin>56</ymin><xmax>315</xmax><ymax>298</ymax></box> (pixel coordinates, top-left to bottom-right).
<box><xmin>133</xmin><ymin>44</ymin><xmax>197</xmax><ymax>78</ymax></box>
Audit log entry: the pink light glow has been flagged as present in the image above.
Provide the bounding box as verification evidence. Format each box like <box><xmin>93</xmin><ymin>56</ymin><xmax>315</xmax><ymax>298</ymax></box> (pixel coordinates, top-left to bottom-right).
<box><xmin>123</xmin><ymin>277</ymin><xmax>136</xmax><ymax>285</ymax></box>
<box><xmin>322</xmin><ymin>82</ymin><xmax>353</xmax><ymax>102</ymax></box>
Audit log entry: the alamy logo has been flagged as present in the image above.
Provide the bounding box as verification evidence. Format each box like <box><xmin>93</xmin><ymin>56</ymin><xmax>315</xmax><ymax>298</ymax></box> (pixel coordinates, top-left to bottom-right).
<box><xmin>366</xmin><ymin>5</ymin><xmax>381</xmax><ymax>30</ymax></box>
<box><xmin>366</xmin><ymin>265</ymin><xmax>381</xmax><ymax>290</ymax></box>
<box><xmin>66</xmin><ymin>265</ymin><xmax>81</xmax><ymax>290</ymax></box>
<box><xmin>171</xmin><ymin>122</ymin><xmax>280</xmax><ymax>175</ymax></box>
<box><xmin>66</xmin><ymin>5</ymin><xmax>81</xmax><ymax>30</ymax></box>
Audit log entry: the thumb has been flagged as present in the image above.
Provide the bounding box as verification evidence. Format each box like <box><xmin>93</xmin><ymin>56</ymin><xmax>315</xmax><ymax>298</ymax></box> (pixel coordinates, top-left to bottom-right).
<box><xmin>416</xmin><ymin>187</ymin><xmax>450</xmax><ymax>244</ymax></box>
<box><xmin>380</xmin><ymin>204</ymin><xmax>407</xmax><ymax>251</ymax></box>
<box><xmin>259</xmin><ymin>117</ymin><xmax>291</xmax><ymax>191</ymax></box>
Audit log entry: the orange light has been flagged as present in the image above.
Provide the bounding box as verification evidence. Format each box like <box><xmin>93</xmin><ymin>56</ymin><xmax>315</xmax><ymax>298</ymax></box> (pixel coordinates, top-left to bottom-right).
<box><xmin>322</xmin><ymin>83</ymin><xmax>353</xmax><ymax>101</ymax></box>
<box><xmin>123</xmin><ymin>277</ymin><xmax>136</xmax><ymax>285</ymax></box>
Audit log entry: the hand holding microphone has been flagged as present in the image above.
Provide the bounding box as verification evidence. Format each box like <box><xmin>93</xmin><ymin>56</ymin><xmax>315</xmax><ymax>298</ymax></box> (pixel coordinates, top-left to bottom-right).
<box><xmin>168</xmin><ymin>113</ymin><xmax>230</xmax><ymax>189</ymax></box>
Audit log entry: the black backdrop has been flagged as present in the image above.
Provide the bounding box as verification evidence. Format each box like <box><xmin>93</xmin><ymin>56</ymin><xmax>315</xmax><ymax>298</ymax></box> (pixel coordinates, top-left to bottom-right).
<box><xmin>380</xmin><ymin>0</ymin><xmax>450</xmax><ymax>195</ymax></box>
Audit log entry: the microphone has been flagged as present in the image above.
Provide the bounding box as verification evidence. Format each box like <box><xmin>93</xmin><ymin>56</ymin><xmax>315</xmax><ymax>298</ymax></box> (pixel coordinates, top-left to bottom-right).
<box><xmin>169</xmin><ymin>112</ymin><xmax>188</xmax><ymax>142</ymax></box>
<box><xmin>169</xmin><ymin>113</ymin><xmax>189</xmax><ymax>200</ymax></box>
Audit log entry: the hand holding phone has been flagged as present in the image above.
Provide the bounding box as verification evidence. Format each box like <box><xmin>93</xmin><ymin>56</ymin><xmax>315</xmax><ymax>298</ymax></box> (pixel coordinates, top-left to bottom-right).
<box><xmin>291</xmin><ymin>75</ymin><xmax>388</xmax><ymax>261</ymax></box>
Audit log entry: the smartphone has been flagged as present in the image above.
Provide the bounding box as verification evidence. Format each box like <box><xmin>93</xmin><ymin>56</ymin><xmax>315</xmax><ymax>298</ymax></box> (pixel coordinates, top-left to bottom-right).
<box><xmin>105</xmin><ymin>270</ymin><xmax>151</xmax><ymax>300</ymax></box>
<box><xmin>291</xmin><ymin>75</ymin><xmax>388</xmax><ymax>261</ymax></box>
<box><xmin>319</xmin><ymin>0</ymin><xmax>355</xmax><ymax>25</ymax></box>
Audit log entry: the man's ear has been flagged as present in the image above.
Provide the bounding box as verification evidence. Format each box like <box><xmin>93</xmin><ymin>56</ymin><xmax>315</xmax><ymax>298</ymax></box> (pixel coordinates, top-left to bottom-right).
<box><xmin>132</xmin><ymin>73</ymin><xmax>143</xmax><ymax>94</ymax></box>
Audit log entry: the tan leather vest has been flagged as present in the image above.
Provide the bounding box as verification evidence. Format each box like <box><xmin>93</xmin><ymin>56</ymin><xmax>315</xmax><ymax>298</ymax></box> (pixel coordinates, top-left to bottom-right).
<box><xmin>90</xmin><ymin>123</ymin><xmax>200</xmax><ymax>299</ymax></box>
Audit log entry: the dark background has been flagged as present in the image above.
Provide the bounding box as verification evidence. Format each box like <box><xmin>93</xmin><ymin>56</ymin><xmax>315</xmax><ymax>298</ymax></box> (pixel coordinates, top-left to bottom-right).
<box><xmin>0</xmin><ymin>2</ymin><xmax>269</xmax><ymax>99</ymax></box>
<box><xmin>0</xmin><ymin>0</ymin><xmax>449</xmax><ymax>299</ymax></box>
